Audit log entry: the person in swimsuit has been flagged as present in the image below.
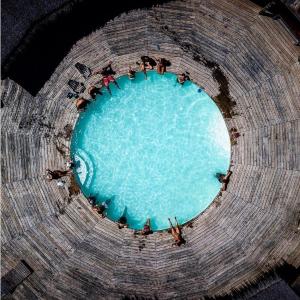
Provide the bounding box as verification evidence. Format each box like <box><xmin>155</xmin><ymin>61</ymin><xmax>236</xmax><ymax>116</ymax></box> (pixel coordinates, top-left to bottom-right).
<box><xmin>75</xmin><ymin>97</ymin><xmax>90</xmax><ymax>111</ymax></box>
<box><xmin>92</xmin><ymin>198</ymin><xmax>112</xmax><ymax>218</ymax></box>
<box><xmin>128</xmin><ymin>66</ymin><xmax>136</xmax><ymax>80</ymax></box>
<box><xmin>177</xmin><ymin>73</ymin><xmax>186</xmax><ymax>85</ymax></box>
<box><xmin>216</xmin><ymin>170</ymin><xmax>232</xmax><ymax>191</ymax></box>
<box><xmin>117</xmin><ymin>207</ymin><xmax>128</xmax><ymax>229</ymax></box>
<box><xmin>46</xmin><ymin>169</ymin><xmax>71</xmax><ymax>181</ymax></box>
<box><xmin>102</xmin><ymin>75</ymin><xmax>120</xmax><ymax>95</ymax></box>
<box><xmin>87</xmin><ymin>196</ymin><xmax>97</xmax><ymax>206</ymax></box>
<box><xmin>156</xmin><ymin>58</ymin><xmax>167</xmax><ymax>75</ymax></box>
<box><xmin>176</xmin><ymin>72</ymin><xmax>190</xmax><ymax>85</ymax></box>
<box><xmin>88</xmin><ymin>86</ymin><xmax>102</xmax><ymax>100</ymax></box>
<box><xmin>168</xmin><ymin>217</ymin><xmax>185</xmax><ymax>246</ymax></box>
<box><xmin>93</xmin><ymin>61</ymin><xmax>116</xmax><ymax>76</ymax></box>
<box><xmin>142</xmin><ymin>218</ymin><xmax>153</xmax><ymax>235</ymax></box>
<box><xmin>137</xmin><ymin>60</ymin><xmax>153</xmax><ymax>79</ymax></box>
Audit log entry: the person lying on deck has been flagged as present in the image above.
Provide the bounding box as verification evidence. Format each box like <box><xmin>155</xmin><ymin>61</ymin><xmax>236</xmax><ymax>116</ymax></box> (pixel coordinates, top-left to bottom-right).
<box><xmin>93</xmin><ymin>61</ymin><xmax>116</xmax><ymax>76</ymax></box>
<box><xmin>168</xmin><ymin>217</ymin><xmax>186</xmax><ymax>247</ymax></box>
<box><xmin>216</xmin><ymin>170</ymin><xmax>232</xmax><ymax>191</ymax></box>
<box><xmin>46</xmin><ymin>169</ymin><xmax>71</xmax><ymax>181</ymax></box>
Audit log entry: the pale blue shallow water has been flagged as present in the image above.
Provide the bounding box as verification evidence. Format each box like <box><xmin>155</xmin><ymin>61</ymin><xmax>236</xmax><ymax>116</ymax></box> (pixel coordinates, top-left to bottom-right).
<box><xmin>71</xmin><ymin>71</ymin><xmax>230</xmax><ymax>230</ymax></box>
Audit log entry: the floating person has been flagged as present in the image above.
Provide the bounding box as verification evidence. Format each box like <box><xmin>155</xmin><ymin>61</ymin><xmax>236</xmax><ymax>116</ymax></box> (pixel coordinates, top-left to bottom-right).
<box><xmin>88</xmin><ymin>85</ymin><xmax>102</xmax><ymax>100</ymax></box>
<box><xmin>117</xmin><ymin>206</ymin><xmax>128</xmax><ymax>229</ymax></box>
<box><xmin>168</xmin><ymin>217</ymin><xmax>186</xmax><ymax>246</ymax></box>
<box><xmin>102</xmin><ymin>75</ymin><xmax>120</xmax><ymax>95</ymax></box>
<box><xmin>93</xmin><ymin>61</ymin><xmax>116</xmax><ymax>76</ymax></box>
<box><xmin>75</xmin><ymin>97</ymin><xmax>90</xmax><ymax>112</ymax></box>
<box><xmin>216</xmin><ymin>170</ymin><xmax>232</xmax><ymax>191</ymax></box>
<box><xmin>46</xmin><ymin>169</ymin><xmax>71</xmax><ymax>181</ymax></box>
<box><xmin>128</xmin><ymin>66</ymin><xmax>136</xmax><ymax>80</ymax></box>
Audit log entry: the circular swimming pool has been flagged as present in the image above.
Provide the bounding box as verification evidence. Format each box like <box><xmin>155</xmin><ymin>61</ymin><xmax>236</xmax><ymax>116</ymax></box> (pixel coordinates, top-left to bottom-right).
<box><xmin>71</xmin><ymin>71</ymin><xmax>230</xmax><ymax>230</ymax></box>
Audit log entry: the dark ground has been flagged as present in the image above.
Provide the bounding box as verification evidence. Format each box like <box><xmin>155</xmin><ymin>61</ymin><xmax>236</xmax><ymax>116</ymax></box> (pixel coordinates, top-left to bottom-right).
<box><xmin>1</xmin><ymin>0</ymin><xmax>299</xmax><ymax>96</ymax></box>
<box><xmin>1</xmin><ymin>0</ymin><xmax>170</xmax><ymax>95</ymax></box>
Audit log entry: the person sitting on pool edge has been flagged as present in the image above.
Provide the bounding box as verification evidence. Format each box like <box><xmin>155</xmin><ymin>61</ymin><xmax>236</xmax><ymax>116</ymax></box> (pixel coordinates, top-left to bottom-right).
<box><xmin>92</xmin><ymin>198</ymin><xmax>112</xmax><ymax>218</ymax></box>
<box><xmin>142</xmin><ymin>218</ymin><xmax>153</xmax><ymax>235</ymax></box>
<box><xmin>216</xmin><ymin>170</ymin><xmax>232</xmax><ymax>191</ymax></box>
<box><xmin>102</xmin><ymin>74</ymin><xmax>120</xmax><ymax>95</ymax></box>
<box><xmin>134</xmin><ymin>218</ymin><xmax>153</xmax><ymax>235</ymax></box>
<box><xmin>155</xmin><ymin>57</ymin><xmax>167</xmax><ymax>75</ymax></box>
<box><xmin>117</xmin><ymin>206</ymin><xmax>128</xmax><ymax>229</ymax></box>
<box><xmin>128</xmin><ymin>66</ymin><xmax>136</xmax><ymax>80</ymax></box>
<box><xmin>168</xmin><ymin>217</ymin><xmax>186</xmax><ymax>247</ymax></box>
<box><xmin>88</xmin><ymin>85</ymin><xmax>102</xmax><ymax>100</ymax></box>
<box><xmin>136</xmin><ymin>60</ymin><xmax>153</xmax><ymax>79</ymax></box>
<box><xmin>87</xmin><ymin>195</ymin><xmax>97</xmax><ymax>206</ymax></box>
<box><xmin>75</xmin><ymin>97</ymin><xmax>90</xmax><ymax>112</ymax></box>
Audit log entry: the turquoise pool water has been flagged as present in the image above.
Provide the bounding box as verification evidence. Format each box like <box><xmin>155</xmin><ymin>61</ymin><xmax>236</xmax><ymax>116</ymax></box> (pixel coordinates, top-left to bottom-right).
<box><xmin>71</xmin><ymin>71</ymin><xmax>230</xmax><ymax>230</ymax></box>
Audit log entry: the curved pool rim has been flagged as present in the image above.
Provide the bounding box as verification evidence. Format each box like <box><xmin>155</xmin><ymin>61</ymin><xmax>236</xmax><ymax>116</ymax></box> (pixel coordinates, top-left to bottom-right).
<box><xmin>71</xmin><ymin>71</ymin><xmax>232</xmax><ymax>231</ymax></box>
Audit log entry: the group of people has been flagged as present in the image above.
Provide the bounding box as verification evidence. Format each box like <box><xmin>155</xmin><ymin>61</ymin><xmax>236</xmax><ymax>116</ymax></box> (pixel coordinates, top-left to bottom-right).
<box><xmin>46</xmin><ymin>165</ymin><xmax>231</xmax><ymax>247</ymax></box>
<box><xmin>133</xmin><ymin>217</ymin><xmax>186</xmax><ymax>247</ymax></box>
<box><xmin>74</xmin><ymin>57</ymin><xmax>191</xmax><ymax>112</ymax></box>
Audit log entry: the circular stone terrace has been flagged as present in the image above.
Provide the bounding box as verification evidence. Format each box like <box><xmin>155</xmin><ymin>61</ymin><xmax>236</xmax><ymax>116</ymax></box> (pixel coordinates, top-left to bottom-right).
<box><xmin>1</xmin><ymin>0</ymin><xmax>300</xmax><ymax>299</ymax></box>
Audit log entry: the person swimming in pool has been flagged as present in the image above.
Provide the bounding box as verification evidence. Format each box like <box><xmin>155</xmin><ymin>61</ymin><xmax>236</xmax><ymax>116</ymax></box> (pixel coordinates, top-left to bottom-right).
<box><xmin>177</xmin><ymin>73</ymin><xmax>186</xmax><ymax>85</ymax></box>
<box><xmin>102</xmin><ymin>75</ymin><xmax>120</xmax><ymax>95</ymax></box>
<box><xmin>168</xmin><ymin>217</ymin><xmax>186</xmax><ymax>246</ymax></box>
<box><xmin>176</xmin><ymin>72</ymin><xmax>190</xmax><ymax>85</ymax></box>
